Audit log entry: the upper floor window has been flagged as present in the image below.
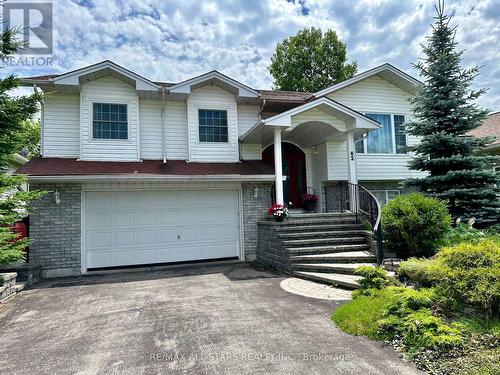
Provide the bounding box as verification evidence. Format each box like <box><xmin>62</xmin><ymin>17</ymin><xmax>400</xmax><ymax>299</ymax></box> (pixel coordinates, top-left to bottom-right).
<box><xmin>356</xmin><ymin>114</ymin><xmax>407</xmax><ymax>154</ymax></box>
<box><xmin>199</xmin><ymin>109</ymin><xmax>228</xmax><ymax>142</ymax></box>
<box><xmin>93</xmin><ymin>103</ymin><xmax>128</xmax><ymax>140</ymax></box>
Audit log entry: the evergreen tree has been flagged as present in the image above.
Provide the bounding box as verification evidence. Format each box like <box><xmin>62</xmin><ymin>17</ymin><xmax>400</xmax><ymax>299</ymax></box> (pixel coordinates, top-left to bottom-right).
<box><xmin>0</xmin><ymin>28</ymin><xmax>45</xmax><ymax>265</ymax></box>
<box><xmin>405</xmin><ymin>2</ymin><xmax>499</xmax><ymax>226</ymax></box>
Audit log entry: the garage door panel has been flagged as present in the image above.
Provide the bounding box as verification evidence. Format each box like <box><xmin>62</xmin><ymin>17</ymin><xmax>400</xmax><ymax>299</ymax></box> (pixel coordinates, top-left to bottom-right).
<box><xmin>135</xmin><ymin>192</ymin><xmax>157</xmax><ymax>209</ymax></box>
<box><xmin>158</xmin><ymin>229</ymin><xmax>178</xmax><ymax>244</ymax></box>
<box><xmin>158</xmin><ymin>247</ymin><xmax>179</xmax><ymax>262</ymax></box>
<box><xmin>84</xmin><ymin>189</ymin><xmax>241</xmax><ymax>269</ymax></box>
<box><xmin>178</xmin><ymin>211</ymin><xmax>198</xmax><ymax>225</ymax></box>
<box><xmin>112</xmin><ymin>192</ymin><xmax>134</xmax><ymax>209</ymax></box>
<box><xmin>89</xmin><ymin>232</ymin><xmax>112</xmax><ymax>249</ymax></box>
<box><xmin>115</xmin><ymin>251</ymin><xmax>134</xmax><ymax>266</ymax></box>
<box><xmin>115</xmin><ymin>212</ymin><xmax>135</xmax><ymax>227</ymax></box>
<box><xmin>88</xmin><ymin>212</ymin><xmax>112</xmax><ymax>228</ymax></box>
<box><xmin>87</xmin><ymin>251</ymin><xmax>113</xmax><ymax>268</ymax></box>
<box><xmin>179</xmin><ymin>227</ymin><xmax>198</xmax><ymax>242</ymax></box>
<box><xmin>135</xmin><ymin>230</ymin><xmax>157</xmax><ymax>246</ymax></box>
<box><xmin>115</xmin><ymin>231</ymin><xmax>134</xmax><ymax>246</ymax></box>
<box><xmin>134</xmin><ymin>248</ymin><xmax>156</xmax><ymax>264</ymax></box>
<box><xmin>135</xmin><ymin>211</ymin><xmax>157</xmax><ymax>226</ymax></box>
<box><xmin>159</xmin><ymin>210</ymin><xmax>178</xmax><ymax>225</ymax></box>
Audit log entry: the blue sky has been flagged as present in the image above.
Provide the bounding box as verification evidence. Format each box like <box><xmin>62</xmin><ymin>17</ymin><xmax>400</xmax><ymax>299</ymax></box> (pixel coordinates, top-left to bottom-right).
<box><xmin>5</xmin><ymin>0</ymin><xmax>500</xmax><ymax>109</ymax></box>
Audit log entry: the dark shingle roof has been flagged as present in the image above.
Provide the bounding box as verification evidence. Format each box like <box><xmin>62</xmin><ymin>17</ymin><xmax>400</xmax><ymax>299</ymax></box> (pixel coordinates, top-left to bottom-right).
<box><xmin>16</xmin><ymin>158</ymin><xmax>274</xmax><ymax>176</ymax></box>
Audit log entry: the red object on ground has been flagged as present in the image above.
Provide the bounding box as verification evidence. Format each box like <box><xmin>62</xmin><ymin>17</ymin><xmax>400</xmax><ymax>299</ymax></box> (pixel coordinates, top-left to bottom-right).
<box><xmin>11</xmin><ymin>221</ymin><xmax>28</xmax><ymax>240</ymax></box>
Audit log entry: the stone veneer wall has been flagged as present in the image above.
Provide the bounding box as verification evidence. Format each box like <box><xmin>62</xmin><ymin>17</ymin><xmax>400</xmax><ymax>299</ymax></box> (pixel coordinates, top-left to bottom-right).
<box><xmin>242</xmin><ymin>183</ymin><xmax>273</xmax><ymax>261</ymax></box>
<box><xmin>29</xmin><ymin>184</ymin><xmax>82</xmax><ymax>278</ymax></box>
<box><xmin>256</xmin><ymin>221</ymin><xmax>291</xmax><ymax>272</ymax></box>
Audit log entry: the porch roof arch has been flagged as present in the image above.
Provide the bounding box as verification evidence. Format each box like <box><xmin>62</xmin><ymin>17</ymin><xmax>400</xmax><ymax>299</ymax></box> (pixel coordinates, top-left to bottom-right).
<box><xmin>240</xmin><ymin>96</ymin><xmax>380</xmax><ymax>146</ymax></box>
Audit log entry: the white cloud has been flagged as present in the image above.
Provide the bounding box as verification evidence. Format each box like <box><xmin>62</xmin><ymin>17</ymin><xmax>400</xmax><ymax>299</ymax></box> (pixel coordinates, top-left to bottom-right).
<box><xmin>2</xmin><ymin>0</ymin><xmax>499</xmax><ymax>109</ymax></box>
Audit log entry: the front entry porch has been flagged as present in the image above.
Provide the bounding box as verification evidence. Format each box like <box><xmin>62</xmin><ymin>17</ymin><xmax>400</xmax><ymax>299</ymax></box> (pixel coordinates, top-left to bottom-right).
<box><xmin>240</xmin><ymin>96</ymin><xmax>381</xmax><ymax>210</ymax></box>
<box><xmin>262</xmin><ymin>142</ymin><xmax>306</xmax><ymax>208</ymax></box>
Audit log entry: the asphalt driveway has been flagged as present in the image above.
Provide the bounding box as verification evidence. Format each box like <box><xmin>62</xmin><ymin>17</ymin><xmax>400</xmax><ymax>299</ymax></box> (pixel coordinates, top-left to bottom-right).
<box><xmin>0</xmin><ymin>263</ymin><xmax>421</xmax><ymax>375</ymax></box>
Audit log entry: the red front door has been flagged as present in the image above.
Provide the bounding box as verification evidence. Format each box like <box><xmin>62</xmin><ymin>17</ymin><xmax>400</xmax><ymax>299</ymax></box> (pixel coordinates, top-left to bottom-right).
<box><xmin>262</xmin><ymin>143</ymin><xmax>307</xmax><ymax>208</ymax></box>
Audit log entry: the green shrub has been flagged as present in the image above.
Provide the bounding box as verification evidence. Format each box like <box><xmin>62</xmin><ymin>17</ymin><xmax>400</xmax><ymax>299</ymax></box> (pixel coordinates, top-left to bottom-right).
<box><xmin>384</xmin><ymin>287</ymin><xmax>437</xmax><ymax>316</ymax></box>
<box><xmin>443</xmin><ymin>222</ymin><xmax>487</xmax><ymax>247</ymax></box>
<box><xmin>399</xmin><ymin>258</ymin><xmax>434</xmax><ymax>285</ymax></box>
<box><xmin>401</xmin><ymin>240</ymin><xmax>500</xmax><ymax>314</ymax></box>
<box><xmin>399</xmin><ymin>309</ymin><xmax>463</xmax><ymax>351</ymax></box>
<box><xmin>382</xmin><ymin>193</ymin><xmax>452</xmax><ymax>259</ymax></box>
<box><xmin>354</xmin><ymin>266</ymin><xmax>390</xmax><ymax>289</ymax></box>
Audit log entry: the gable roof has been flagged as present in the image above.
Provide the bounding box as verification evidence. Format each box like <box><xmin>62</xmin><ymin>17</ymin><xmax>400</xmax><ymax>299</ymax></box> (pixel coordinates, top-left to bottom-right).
<box><xmin>22</xmin><ymin>60</ymin><xmax>160</xmax><ymax>91</ymax></box>
<box><xmin>262</xmin><ymin>96</ymin><xmax>380</xmax><ymax>129</ymax></box>
<box><xmin>168</xmin><ymin>70</ymin><xmax>259</xmax><ymax>98</ymax></box>
<box><xmin>314</xmin><ymin>63</ymin><xmax>422</xmax><ymax>98</ymax></box>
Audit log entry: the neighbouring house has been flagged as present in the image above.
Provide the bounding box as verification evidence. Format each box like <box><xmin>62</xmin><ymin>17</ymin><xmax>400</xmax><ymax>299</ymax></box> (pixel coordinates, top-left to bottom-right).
<box><xmin>467</xmin><ymin>111</ymin><xmax>500</xmax><ymax>170</ymax></box>
<box><xmin>16</xmin><ymin>60</ymin><xmax>425</xmax><ymax>278</ymax></box>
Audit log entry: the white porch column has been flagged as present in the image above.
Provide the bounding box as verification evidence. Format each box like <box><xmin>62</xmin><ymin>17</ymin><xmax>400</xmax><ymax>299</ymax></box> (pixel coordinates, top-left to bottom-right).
<box><xmin>346</xmin><ymin>131</ymin><xmax>358</xmax><ymax>211</ymax></box>
<box><xmin>273</xmin><ymin>128</ymin><xmax>284</xmax><ymax>205</ymax></box>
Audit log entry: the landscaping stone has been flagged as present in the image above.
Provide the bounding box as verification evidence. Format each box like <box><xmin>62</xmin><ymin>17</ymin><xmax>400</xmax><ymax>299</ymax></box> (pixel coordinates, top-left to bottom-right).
<box><xmin>0</xmin><ymin>272</ymin><xmax>20</xmax><ymax>302</ymax></box>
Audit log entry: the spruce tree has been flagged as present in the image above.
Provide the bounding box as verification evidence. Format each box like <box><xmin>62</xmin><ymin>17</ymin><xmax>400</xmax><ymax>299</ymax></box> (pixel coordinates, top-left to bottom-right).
<box><xmin>406</xmin><ymin>1</ymin><xmax>499</xmax><ymax>226</ymax></box>
<box><xmin>0</xmin><ymin>28</ymin><xmax>45</xmax><ymax>265</ymax></box>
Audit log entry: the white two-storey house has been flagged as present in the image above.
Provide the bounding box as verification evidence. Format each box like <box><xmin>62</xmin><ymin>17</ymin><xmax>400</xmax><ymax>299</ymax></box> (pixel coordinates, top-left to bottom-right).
<box><xmin>18</xmin><ymin>61</ymin><xmax>424</xmax><ymax>277</ymax></box>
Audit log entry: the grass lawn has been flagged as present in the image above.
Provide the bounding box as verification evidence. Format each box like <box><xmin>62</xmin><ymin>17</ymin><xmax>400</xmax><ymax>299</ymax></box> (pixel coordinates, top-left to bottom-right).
<box><xmin>332</xmin><ymin>287</ymin><xmax>500</xmax><ymax>374</ymax></box>
<box><xmin>331</xmin><ymin>287</ymin><xmax>399</xmax><ymax>340</ymax></box>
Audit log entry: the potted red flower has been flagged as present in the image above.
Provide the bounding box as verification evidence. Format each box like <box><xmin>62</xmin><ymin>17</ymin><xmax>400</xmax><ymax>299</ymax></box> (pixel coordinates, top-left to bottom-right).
<box><xmin>302</xmin><ymin>193</ymin><xmax>319</xmax><ymax>212</ymax></box>
<box><xmin>268</xmin><ymin>204</ymin><xmax>289</xmax><ymax>222</ymax></box>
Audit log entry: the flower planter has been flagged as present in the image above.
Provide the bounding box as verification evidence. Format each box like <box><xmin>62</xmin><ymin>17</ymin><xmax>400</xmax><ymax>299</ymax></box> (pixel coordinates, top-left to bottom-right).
<box><xmin>303</xmin><ymin>201</ymin><xmax>316</xmax><ymax>212</ymax></box>
<box><xmin>274</xmin><ymin>215</ymin><xmax>284</xmax><ymax>222</ymax></box>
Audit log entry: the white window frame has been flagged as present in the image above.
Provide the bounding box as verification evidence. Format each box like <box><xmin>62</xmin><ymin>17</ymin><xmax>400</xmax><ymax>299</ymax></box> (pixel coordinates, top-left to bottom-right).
<box><xmin>358</xmin><ymin>113</ymin><xmax>407</xmax><ymax>155</ymax></box>
<box><xmin>197</xmin><ymin>108</ymin><xmax>229</xmax><ymax>143</ymax></box>
<box><xmin>89</xmin><ymin>100</ymin><xmax>130</xmax><ymax>142</ymax></box>
<box><xmin>371</xmin><ymin>189</ymin><xmax>401</xmax><ymax>205</ymax></box>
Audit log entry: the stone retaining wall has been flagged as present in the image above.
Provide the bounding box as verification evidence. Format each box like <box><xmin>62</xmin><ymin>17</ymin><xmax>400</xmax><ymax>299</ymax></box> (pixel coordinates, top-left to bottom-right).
<box><xmin>256</xmin><ymin>220</ymin><xmax>291</xmax><ymax>272</ymax></box>
<box><xmin>0</xmin><ymin>273</ymin><xmax>18</xmax><ymax>302</ymax></box>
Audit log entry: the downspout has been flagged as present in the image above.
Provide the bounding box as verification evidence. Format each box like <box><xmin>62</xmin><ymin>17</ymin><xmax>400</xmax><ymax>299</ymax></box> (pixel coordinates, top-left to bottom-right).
<box><xmin>33</xmin><ymin>84</ymin><xmax>44</xmax><ymax>157</ymax></box>
<box><xmin>259</xmin><ymin>98</ymin><xmax>266</xmax><ymax>117</ymax></box>
<box><xmin>161</xmin><ymin>87</ymin><xmax>167</xmax><ymax>164</ymax></box>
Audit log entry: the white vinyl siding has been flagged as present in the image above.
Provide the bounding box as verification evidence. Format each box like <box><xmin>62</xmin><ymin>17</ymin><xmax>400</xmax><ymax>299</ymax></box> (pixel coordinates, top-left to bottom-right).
<box><xmin>139</xmin><ymin>100</ymin><xmax>162</xmax><ymax>160</ymax></box>
<box><xmin>187</xmin><ymin>85</ymin><xmax>238</xmax><ymax>162</ymax></box>
<box><xmin>310</xmin><ymin>143</ymin><xmax>328</xmax><ymax>208</ymax></box>
<box><xmin>165</xmin><ymin>100</ymin><xmax>189</xmax><ymax>160</ymax></box>
<box><xmin>240</xmin><ymin>143</ymin><xmax>262</xmax><ymax>160</ymax></box>
<box><xmin>327</xmin><ymin>142</ymin><xmax>348</xmax><ymax>180</ymax></box>
<box><xmin>237</xmin><ymin>104</ymin><xmax>260</xmax><ymax>136</ymax></box>
<box><xmin>42</xmin><ymin>94</ymin><xmax>80</xmax><ymax>157</ymax></box>
<box><xmin>327</xmin><ymin>75</ymin><xmax>425</xmax><ymax>180</ymax></box>
<box><xmin>81</xmin><ymin>76</ymin><xmax>139</xmax><ymax>161</ymax></box>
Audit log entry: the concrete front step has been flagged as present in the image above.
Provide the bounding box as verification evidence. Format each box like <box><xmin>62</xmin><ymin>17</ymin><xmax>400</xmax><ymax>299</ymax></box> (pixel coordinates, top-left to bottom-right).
<box><xmin>277</xmin><ymin>223</ymin><xmax>365</xmax><ymax>233</ymax></box>
<box><xmin>276</xmin><ymin>218</ymin><xmax>360</xmax><ymax>227</ymax></box>
<box><xmin>278</xmin><ymin>230</ymin><xmax>368</xmax><ymax>239</ymax></box>
<box><xmin>288</xmin><ymin>244</ymin><xmax>370</xmax><ymax>255</ymax></box>
<box><xmin>293</xmin><ymin>271</ymin><xmax>362</xmax><ymax>289</ymax></box>
<box><xmin>288</xmin><ymin>213</ymin><xmax>358</xmax><ymax>220</ymax></box>
<box><xmin>283</xmin><ymin>236</ymin><xmax>367</xmax><ymax>247</ymax></box>
<box><xmin>290</xmin><ymin>250</ymin><xmax>377</xmax><ymax>263</ymax></box>
<box><xmin>292</xmin><ymin>262</ymin><xmax>376</xmax><ymax>274</ymax></box>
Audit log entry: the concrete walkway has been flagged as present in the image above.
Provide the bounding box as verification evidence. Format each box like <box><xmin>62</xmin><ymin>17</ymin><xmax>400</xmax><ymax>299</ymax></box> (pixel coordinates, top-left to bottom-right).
<box><xmin>0</xmin><ymin>263</ymin><xmax>421</xmax><ymax>375</ymax></box>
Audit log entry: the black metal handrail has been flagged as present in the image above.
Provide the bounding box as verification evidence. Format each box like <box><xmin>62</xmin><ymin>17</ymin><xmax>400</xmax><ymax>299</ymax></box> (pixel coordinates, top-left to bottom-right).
<box><xmin>325</xmin><ymin>182</ymin><xmax>384</xmax><ymax>264</ymax></box>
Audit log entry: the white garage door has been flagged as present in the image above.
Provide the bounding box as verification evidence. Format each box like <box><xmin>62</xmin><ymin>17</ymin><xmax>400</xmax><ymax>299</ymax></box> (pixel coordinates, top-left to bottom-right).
<box><xmin>84</xmin><ymin>189</ymin><xmax>241</xmax><ymax>269</ymax></box>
